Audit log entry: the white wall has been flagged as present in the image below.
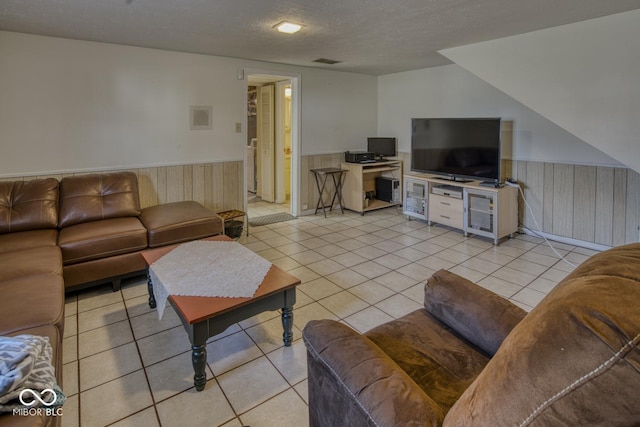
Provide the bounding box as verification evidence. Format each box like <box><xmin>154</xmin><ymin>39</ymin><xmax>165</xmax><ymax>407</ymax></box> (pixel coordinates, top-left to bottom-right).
<box><xmin>439</xmin><ymin>9</ymin><xmax>640</xmax><ymax>173</ymax></box>
<box><xmin>299</xmin><ymin>69</ymin><xmax>378</xmax><ymax>155</ymax></box>
<box><xmin>0</xmin><ymin>31</ymin><xmax>377</xmax><ymax>176</ymax></box>
<box><xmin>377</xmin><ymin>64</ymin><xmax>621</xmax><ymax>167</ymax></box>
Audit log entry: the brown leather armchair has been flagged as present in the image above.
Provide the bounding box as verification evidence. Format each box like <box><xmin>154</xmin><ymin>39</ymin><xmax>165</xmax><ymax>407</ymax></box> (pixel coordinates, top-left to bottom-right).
<box><xmin>303</xmin><ymin>243</ymin><xmax>640</xmax><ymax>426</ymax></box>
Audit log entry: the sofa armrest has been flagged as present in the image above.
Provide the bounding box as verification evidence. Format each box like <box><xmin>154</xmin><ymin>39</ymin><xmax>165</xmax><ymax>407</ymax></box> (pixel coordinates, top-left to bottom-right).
<box><xmin>425</xmin><ymin>269</ymin><xmax>526</xmax><ymax>356</ymax></box>
<box><xmin>303</xmin><ymin>319</ymin><xmax>443</xmax><ymax>427</ymax></box>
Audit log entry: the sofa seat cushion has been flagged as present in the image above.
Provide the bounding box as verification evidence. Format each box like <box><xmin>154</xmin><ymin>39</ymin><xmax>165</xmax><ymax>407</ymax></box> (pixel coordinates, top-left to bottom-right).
<box><xmin>365</xmin><ymin>309</ymin><xmax>490</xmax><ymax>414</ymax></box>
<box><xmin>0</xmin><ymin>275</ymin><xmax>65</xmax><ymax>337</ymax></box>
<box><xmin>0</xmin><ymin>229</ymin><xmax>58</xmax><ymax>255</ymax></box>
<box><xmin>139</xmin><ymin>201</ymin><xmax>222</xmax><ymax>248</ymax></box>
<box><xmin>0</xmin><ymin>246</ymin><xmax>62</xmax><ymax>282</ymax></box>
<box><xmin>58</xmin><ymin>217</ymin><xmax>147</xmax><ymax>265</ymax></box>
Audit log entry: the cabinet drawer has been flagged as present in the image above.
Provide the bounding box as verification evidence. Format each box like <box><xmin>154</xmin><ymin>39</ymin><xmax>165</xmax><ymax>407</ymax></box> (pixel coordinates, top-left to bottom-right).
<box><xmin>429</xmin><ymin>194</ymin><xmax>463</xmax><ymax>228</ymax></box>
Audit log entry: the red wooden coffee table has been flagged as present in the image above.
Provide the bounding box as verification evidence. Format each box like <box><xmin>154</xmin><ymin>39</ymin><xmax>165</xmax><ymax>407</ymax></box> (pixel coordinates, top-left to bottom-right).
<box><xmin>141</xmin><ymin>235</ymin><xmax>300</xmax><ymax>391</ymax></box>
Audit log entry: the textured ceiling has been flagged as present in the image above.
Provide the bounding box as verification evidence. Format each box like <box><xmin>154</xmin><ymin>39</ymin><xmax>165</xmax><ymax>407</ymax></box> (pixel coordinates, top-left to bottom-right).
<box><xmin>1</xmin><ymin>0</ymin><xmax>640</xmax><ymax>75</ymax></box>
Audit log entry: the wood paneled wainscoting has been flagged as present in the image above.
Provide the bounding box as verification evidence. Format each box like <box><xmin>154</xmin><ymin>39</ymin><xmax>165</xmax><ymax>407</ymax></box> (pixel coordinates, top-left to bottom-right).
<box><xmin>512</xmin><ymin>160</ymin><xmax>640</xmax><ymax>247</ymax></box>
<box><xmin>1</xmin><ymin>161</ymin><xmax>244</xmax><ymax>213</ymax></box>
<box><xmin>7</xmin><ymin>158</ymin><xmax>634</xmax><ymax>248</ymax></box>
<box><xmin>300</xmin><ymin>153</ymin><xmax>346</xmax><ymax>213</ymax></box>
<box><xmin>302</xmin><ymin>153</ymin><xmax>639</xmax><ymax>247</ymax></box>
<box><xmin>397</xmin><ymin>153</ymin><xmax>638</xmax><ymax>247</ymax></box>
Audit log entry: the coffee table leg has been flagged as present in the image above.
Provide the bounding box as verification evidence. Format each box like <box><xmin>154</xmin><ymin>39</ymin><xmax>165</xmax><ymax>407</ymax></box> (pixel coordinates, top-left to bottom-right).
<box><xmin>192</xmin><ymin>343</ymin><xmax>207</xmax><ymax>391</ymax></box>
<box><xmin>146</xmin><ymin>270</ymin><xmax>157</xmax><ymax>309</ymax></box>
<box><xmin>281</xmin><ymin>306</ymin><xmax>293</xmax><ymax>346</ymax></box>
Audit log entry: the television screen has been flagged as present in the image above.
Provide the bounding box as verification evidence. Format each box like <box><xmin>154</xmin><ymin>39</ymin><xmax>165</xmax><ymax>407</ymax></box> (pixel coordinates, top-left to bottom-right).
<box><xmin>367</xmin><ymin>137</ymin><xmax>397</xmax><ymax>160</ymax></box>
<box><xmin>411</xmin><ymin>118</ymin><xmax>501</xmax><ymax>183</ymax></box>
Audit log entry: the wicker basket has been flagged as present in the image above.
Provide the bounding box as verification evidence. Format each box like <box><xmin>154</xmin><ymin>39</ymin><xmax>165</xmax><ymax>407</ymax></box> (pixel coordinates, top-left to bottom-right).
<box><xmin>224</xmin><ymin>220</ymin><xmax>244</xmax><ymax>238</ymax></box>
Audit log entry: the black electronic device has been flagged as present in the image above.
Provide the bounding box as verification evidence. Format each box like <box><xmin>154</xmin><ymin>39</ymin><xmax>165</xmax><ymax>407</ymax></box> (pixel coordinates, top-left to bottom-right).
<box><xmin>367</xmin><ymin>137</ymin><xmax>397</xmax><ymax>161</ymax></box>
<box><xmin>432</xmin><ymin>184</ymin><xmax>463</xmax><ymax>199</ymax></box>
<box><xmin>410</xmin><ymin>118</ymin><xmax>501</xmax><ymax>184</ymax></box>
<box><xmin>375</xmin><ymin>177</ymin><xmax>400</xmax><ymax>203</ymax></box>
<box><xmin>344</xmin><ymin>151</ymin><xmax>375</xmax><ymax>164</ymax></box>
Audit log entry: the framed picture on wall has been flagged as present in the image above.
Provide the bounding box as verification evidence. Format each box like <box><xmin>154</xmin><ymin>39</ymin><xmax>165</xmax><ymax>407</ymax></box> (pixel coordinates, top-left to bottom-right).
<box><xmin>190</xmin><ymin>105</ymin><xmax>212</xmax><ymax>130</ymax></box>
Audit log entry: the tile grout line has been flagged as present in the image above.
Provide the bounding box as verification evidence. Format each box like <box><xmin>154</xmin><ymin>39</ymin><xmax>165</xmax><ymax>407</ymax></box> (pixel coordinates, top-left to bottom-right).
<box><xmin>74</xmin><ymin>296</ymin><xmax>81</xmax><ymax>427</ymax></box>
<box><xmin>235</xmin><ymin>320</ymin><xmax>307</xmax><ymax>423</ymax></box>
<box><xmin>120</xmin><ymin>285</ymin><xmax>163</xmax><ymax>427</ymax></box>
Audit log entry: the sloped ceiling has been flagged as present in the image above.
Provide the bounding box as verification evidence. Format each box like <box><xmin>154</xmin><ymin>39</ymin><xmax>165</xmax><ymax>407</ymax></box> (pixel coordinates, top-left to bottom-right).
<box><xmin>439</xmin><ymin>9</ymin><xmax>640</xmax><ymax>173</ymax></box>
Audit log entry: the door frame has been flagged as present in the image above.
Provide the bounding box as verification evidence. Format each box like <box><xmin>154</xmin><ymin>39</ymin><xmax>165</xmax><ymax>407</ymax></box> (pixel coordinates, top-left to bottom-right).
<box><xmin>275</xmin><ymin>80</ymin><xmax>291</xmax><ymax>204</ymax></box>
<box><xmin>257</xmin><ymin>84</ymin><xmax>275</xmax><ymax>202</ymax></box>
<box><xmin>242</xmin><ymin>68</ymin><xmax>301</xmax><ymax>217</ymax></box>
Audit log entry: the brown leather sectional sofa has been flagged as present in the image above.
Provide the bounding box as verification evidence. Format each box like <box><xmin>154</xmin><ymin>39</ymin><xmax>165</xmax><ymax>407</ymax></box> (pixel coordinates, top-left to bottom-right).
<box><xmin>0</xmin><ymin>171</ymin><xmax>223</xmax><ymax>426</ymax></box>
<box><xmin>304</xmin><ymin>243</ymin><xmax>640</xmax><ymax>426</ymax></box>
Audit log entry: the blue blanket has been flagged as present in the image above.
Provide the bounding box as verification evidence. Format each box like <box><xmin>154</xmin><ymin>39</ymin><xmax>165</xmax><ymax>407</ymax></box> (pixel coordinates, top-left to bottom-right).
<box><xmin>0</xmin><ymin>334</ymin><xmax>64</xmax><ymax>411</ymax></box>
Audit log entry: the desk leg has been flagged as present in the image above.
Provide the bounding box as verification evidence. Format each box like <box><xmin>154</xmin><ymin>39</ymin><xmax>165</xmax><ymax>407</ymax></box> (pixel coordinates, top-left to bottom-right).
<box><xmin>313</xmin><ymin>173</ymin><xmax>329</xmax><ymax>218</ymax></box>
<box><xmin>330</xmin><ymin>173</ymin><xmax>345</xmax><ymax>214</ymax></box>
<box><xmin>281</xmin><ymin>306</ymin><xmax>293</xmax><ymax>346</ymax></box>
<box><xmin>146</xmin><ymin>269</ymin><xmax>156</xmax><ymax>309</ymax></box>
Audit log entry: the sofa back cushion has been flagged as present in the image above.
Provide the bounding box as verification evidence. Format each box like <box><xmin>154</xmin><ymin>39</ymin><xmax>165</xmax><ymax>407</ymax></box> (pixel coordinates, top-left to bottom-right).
<box><xmin>59</xmin><ymin>172</ymin><xmax>141</xmax><ymax>228</ymax></box>
<box><xmin>444</xmin><ymin>243</ymin><xmax>640</xmax><ymax>426</ymax></box>
<box><xmin>425</xmin><ymin>269</ymin><xmax>526</xmax><ymax>356</ymax></box>
<box><xmin>0</xmin><ymin>178</ymin><xmax>59</xmax><ymax>234</ymax></box>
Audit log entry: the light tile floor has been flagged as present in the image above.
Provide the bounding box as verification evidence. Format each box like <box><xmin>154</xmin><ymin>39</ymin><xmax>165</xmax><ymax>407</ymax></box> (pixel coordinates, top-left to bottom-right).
<box><xmin>246</xmin><ymin>195</ymin><xmax>290</xmax><ymax>219</ymax></box>
<box><xmin>61</xmin><ymin>206</ymin><xmax>598</xmax><ymax>427</ymax></box>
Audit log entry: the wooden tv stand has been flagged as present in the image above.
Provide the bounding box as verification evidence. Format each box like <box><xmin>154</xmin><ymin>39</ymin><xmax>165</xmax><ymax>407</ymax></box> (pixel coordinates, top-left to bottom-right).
<box><xmin>341</xmin><ymin>160</ymin><xmax>402</xmax><ymax>215</ymax></box>
<box><xmin>403</xmin><ymin>173</ymin><xmax>518</xmax><ymax>244</ymax></box>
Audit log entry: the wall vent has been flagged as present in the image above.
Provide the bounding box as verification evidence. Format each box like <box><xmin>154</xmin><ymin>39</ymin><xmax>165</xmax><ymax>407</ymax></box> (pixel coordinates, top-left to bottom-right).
<box><xmin>313</xmin><ymin>58</ymin><xmax>342</xmax><ymax>65</ymax></box>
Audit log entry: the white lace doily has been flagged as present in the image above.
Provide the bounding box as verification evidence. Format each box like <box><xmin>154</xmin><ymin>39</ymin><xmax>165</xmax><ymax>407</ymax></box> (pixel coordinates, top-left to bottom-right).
<box><xmin>149</xmin><ymin>240</ymin><xmax>272</xmax><ymax>319</ymax></box>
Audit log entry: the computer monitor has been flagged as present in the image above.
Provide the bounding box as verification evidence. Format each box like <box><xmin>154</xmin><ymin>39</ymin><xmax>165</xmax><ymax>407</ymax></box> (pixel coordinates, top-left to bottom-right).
<box><xmin>367</xmin><ymin>137</ymin><xmax>397</xmax><ymax>160</ymax></box>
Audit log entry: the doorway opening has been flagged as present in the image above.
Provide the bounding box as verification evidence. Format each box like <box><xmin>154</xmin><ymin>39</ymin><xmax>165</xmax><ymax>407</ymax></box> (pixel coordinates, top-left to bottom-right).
<box><xmin>244</xmin><ymin>71</ymin><xmax>300</xmax><ymax>223</ymax></box>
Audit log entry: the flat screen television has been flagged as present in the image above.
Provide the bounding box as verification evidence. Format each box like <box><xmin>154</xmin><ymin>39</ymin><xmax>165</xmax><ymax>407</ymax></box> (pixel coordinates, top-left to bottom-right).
<box><xmin>411</xmin><ymin>118</ymin><xmax>501</xmax><ymax>183</ymax></box>
<box><xmin>367</xmin><ymin>137</ymin><xmax>397</xmax><ymax>160</ymax></box>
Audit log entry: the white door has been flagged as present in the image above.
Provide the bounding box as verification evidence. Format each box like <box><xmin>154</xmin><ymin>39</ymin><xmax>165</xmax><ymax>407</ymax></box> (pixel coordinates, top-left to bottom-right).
<box><xmin>258</xmin><ymin>85</ymin><xmax>275</xmax><ymax>202</ymax></box>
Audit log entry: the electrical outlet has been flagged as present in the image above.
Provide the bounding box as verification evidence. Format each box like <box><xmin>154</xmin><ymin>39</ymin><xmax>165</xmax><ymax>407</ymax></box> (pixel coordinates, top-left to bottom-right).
<box><xmin>303</xmin><ymin>204</ymin><xmax>308</xmax><ymax>210</ymax></box>
<box><xmin>235</xmin><ymin>122</ymin><xmax>241</xmax><ymax>133</ymax></box>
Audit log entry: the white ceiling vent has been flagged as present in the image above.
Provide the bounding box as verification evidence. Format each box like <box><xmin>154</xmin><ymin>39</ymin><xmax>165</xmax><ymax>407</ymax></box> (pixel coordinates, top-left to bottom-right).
<box><xmin>312</xmin><ymin>58</ymin><xmax>342</xmax><ymax>65</ymax></box>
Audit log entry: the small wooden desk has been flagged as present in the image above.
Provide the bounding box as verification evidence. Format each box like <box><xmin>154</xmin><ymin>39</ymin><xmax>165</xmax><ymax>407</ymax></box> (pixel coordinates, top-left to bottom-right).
<box><xmin>310</xmin><ymin>167</ymin><xmax>347</xmax><ymax>217</ymax></box>
<box><xmin>141</xmin><ymin>235</ymin><xmax>301</xmax><ymax>391</ymax></box>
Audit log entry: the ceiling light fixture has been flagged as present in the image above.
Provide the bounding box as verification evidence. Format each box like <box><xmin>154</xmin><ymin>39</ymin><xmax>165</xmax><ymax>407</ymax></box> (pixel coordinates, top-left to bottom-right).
<box><xmin>274</xmin><ymin>21</ymin><xmax>302</xmax><ymax>34</ymax></box>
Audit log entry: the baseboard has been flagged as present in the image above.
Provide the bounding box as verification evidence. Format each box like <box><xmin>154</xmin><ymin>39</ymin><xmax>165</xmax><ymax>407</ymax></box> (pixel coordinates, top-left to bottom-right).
<box><xmin>519</xmin><ymin>228</ymin><xmax>613</xmax><ymax>252</ymax></box>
